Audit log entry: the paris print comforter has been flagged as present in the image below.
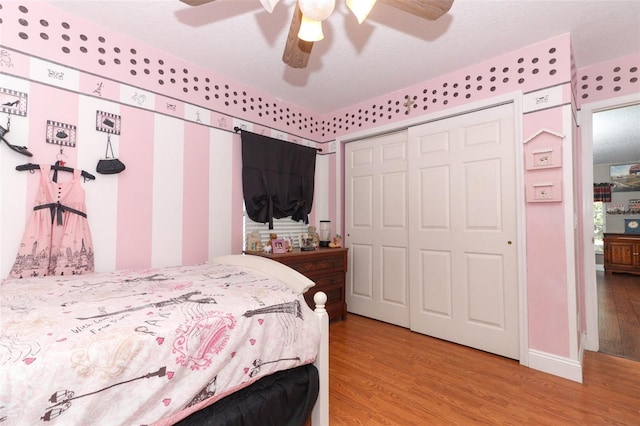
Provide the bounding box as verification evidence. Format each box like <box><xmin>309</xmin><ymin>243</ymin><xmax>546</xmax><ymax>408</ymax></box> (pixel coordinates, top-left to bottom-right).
<box><xmin>0</xmin><ymin>261</ymin><xmax>321</xmax><ymax>425</ymax></box>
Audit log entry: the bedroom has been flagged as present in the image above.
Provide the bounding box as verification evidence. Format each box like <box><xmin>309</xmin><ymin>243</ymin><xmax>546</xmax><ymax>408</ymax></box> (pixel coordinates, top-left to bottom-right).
<box><xmin>1</xmin><ymin>0</ymin><xmax>639</xmax><ymax>424</ymax></box>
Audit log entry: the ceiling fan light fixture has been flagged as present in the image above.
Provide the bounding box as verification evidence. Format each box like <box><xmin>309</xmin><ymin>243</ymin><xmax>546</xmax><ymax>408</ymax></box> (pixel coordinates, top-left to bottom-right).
<box><xmin>298</xmin><ymin>0</ymin><xmax>336</xmax><ymax>21</ymax></box>
<box><xmin>259</xmin><ymin>0</ymin><xmax>281</xmax><ymax>13</ymax></box>
<box><xmin>298</xmin><ymin>15</ymin><xmax>324</xmax><ymax>42</ymax></box>
<box><xmin>346</xmin><ymin>0</ymin><xmax>378</xmax><ymax>24</ymax></box>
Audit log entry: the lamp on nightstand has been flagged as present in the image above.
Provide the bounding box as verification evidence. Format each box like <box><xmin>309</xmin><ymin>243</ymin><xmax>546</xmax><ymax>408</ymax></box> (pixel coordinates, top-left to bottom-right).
<box><xmin>319</xmin><ymin>220</ymin><xmax>331</xmax><ymax>247</ymax></box>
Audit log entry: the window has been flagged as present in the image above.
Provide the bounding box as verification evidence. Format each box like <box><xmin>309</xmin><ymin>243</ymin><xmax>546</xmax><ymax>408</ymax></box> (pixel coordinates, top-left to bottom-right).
<box><xmin>243</xmin><ymin>204</ymin><xmax>310</xmax><ymax>250</ymax></box>
<box><xmin>594</xmin><ymin>201</ymin><xmax>604</xmax><ymax>254</ymax></box>
<box><xmin>240</xmin><ymin>130</ymin><xmax>316</xmax><ymax>230</ymax></box>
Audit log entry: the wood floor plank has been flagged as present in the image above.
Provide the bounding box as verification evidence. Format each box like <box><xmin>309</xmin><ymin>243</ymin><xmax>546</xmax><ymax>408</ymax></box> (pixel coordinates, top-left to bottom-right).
<box><xmin>328</xmin><ymin>314</ymin><xmax>640</xmax><ymax>425</ymax></box>
<box><xmin>631</xmin><ymin>297</ymin><xmax>640</xmax><ymax>323</ymax></box>
<box><xmin>598</xmin><ymin>271</ymin><xmax>640</xmax><ymax>361</ymax></box>
<box><xmin>599</xmin><ymin>337</ymin><xmax>625</xmax><ymax>357</ymax></box>
<box><xmin>598</xmin><ymin>275</ymin><xmax>622</xmax><ymax>342</ymax></box>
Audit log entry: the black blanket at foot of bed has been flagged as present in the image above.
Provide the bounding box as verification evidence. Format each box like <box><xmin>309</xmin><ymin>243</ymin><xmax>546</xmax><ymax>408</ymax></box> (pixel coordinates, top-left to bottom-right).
<box><xmin>175</xmin><ymin>364</ymin><xmax>319</xmax><ymax>426</ymax></box>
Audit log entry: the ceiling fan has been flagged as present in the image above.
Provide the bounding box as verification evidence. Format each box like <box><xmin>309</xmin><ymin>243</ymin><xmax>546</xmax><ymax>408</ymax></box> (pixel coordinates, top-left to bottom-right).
<box><xmin>180</xmin><ymin>0</ymin><xmax>454</xmax><ymax>68</ymax></box>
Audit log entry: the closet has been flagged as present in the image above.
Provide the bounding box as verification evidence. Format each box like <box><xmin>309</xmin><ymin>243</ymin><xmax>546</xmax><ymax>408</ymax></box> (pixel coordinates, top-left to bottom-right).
<box><xmin>345</xmin><ymin>102</ymin><xmax>520</xmax><ymax>359</ymax></box>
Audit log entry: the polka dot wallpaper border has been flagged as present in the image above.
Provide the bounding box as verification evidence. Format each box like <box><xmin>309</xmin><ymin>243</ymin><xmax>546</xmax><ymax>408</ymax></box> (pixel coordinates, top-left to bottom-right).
<box><xmin>1</xmin><ymin>3</ymin><xmax>638</xmax><ymax>143</ymax></box>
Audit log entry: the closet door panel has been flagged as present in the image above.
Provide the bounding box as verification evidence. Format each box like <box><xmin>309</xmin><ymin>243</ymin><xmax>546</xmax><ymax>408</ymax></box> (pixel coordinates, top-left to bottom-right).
<box><xmin>419</xmin><ymin>249</ymin><xmax>452</xmax><ymax>317</ymax></box>
<box><xmin>466</xmin><ymin>252</ymin><xmax>505</xmax><ymax>328</ymax></box>
<box><xmin>351</xmin><ymin>243</ymin><xmax>373</xmax><ymax>298</ymax></box>
<box><xmin>419</xmin><ymin>165</ymin><xmax>450</xmax><ymax>229</ymax></box>
<box><xmin>464</xmin><ymin>158</ymin><xmax>502</xmax><ymax>229</ymax></box>
<box><xmin>345</xmin><ymin>132</ymin><xmax>410</xmax><ymax>327</ymax></box>
<box><xmin>381</xmin><ymin>245</ymin><xmax>408</xmax><ymax>305</ymax></box>
<box><xmin>409</xmin><ymin>103</ymin><xmax>519</xmax><ymax>360</ymax></box>
<box><xmin>352</xmin><ymin>175</ymin><xmax>373</xmax><ymax>227</ymax></box>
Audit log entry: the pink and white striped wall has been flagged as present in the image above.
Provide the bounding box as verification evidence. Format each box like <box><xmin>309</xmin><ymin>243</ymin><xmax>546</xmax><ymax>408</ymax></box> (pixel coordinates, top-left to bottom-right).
<box><xmin>0</xmin><ymin>72</ymin><xmax>240</xmax><ymax>276</ymax></box>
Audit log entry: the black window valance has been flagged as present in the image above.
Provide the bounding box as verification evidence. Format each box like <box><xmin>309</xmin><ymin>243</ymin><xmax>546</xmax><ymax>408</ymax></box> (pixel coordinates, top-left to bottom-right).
<box><xmin>241</xmin><ymin>130</ymin><xmax>317</xmax><ymax>229</ymax></box>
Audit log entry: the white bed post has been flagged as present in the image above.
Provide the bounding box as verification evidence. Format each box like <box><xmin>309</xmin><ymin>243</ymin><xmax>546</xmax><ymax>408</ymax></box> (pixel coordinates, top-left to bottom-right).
<box><xmin>311</xmin><ymin>291</ymin><xmax>329</xmax><ymax>426</ymax></box>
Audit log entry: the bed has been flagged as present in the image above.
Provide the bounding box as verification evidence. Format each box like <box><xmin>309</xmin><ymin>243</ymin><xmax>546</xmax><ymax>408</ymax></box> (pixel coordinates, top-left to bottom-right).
<box><xmin>0</xmin><ymin>255</ymin><xmax>329</xmax><ymax>426</ymax></box>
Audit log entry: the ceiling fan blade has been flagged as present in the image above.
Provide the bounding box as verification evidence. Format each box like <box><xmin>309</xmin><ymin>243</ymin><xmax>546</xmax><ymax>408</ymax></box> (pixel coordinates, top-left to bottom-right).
<box><xmin>380</xmin><ymin>0</ymin><xmax>454</xmax><ymax>20</ymax></box>
<box><xmin>179</xmin><ymin>0</ymin><xmax>217</xmax><ymax>6</ymax></box>
<box><xmin>282</xmin><ymin>3</ymin><xmax>314</xmax><ymax>69</ymax></box>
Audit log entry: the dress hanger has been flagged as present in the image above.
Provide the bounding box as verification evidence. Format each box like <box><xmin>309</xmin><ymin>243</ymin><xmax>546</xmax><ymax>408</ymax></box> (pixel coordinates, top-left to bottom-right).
<box><xmin>16</xmin><ymin>149</ymin><xmax>96</xmax><ymax>182</ymax></box>
<box><xmin>16</xmin><ymin>163</ymin><xmax>96</xmax><ymax>182</ymax></box>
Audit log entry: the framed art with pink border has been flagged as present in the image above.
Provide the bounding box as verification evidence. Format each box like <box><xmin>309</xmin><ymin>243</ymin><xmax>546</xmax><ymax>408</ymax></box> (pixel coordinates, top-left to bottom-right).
<box><xmin>271</xmin><ymin>238</ymin><xmax>287</xmax><ymax>254</ymax></box>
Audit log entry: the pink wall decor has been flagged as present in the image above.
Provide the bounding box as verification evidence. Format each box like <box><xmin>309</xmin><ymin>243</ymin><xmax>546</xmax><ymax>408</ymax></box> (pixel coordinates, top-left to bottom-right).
<box><xmin>524</xmin><ymin>129</ymin><xmax>564</xmax><ymax>170</ymax></box>
<box><xmin>325</xmin><ymin>34</ymin><xmax>573</xmax><ymax>141</ymax></box>
<box><xmin>0</xmin><ymin>88</ymin><xmax>28</xmax><ymax>116</ymax></box>
<box><xmin>45</xmin><ymin>120</ymin><xmax>76</xmax><ymax>147</ymax></box>
<box><xmin>0</xmin><ymin>1</ymin><xmax>323</xmax><ymax>143</ymax></box>
<box><xmin>576</xmin><ymin>53</ymin><xmax>640</xmax><ymax>107</ymax></box>
<box><xmin>95</xmin><ymin>110</ymin><xmax>121</xmax><ymax>134</ymax></box>
<box><xmin>526</xmin><ymin>180</ymin><xmax>563</xmax><ymax>203</ymax></box>
<box><xmin>524</xmin><ymin>129</ymin><xmax>565</xmax><ymax>203</ymax></box>
<box><xmin>528</xmin><ymin>148</ymin><xmax>562</xmax><ymax>170</ymax></box>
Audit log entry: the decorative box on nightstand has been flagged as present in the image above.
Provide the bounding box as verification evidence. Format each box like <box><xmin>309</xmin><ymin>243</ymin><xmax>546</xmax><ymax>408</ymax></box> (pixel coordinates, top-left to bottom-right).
<box><xmin>246</xmin><ymin>248</ymin><xmax>348</xmax><ymax>321</ymax></box>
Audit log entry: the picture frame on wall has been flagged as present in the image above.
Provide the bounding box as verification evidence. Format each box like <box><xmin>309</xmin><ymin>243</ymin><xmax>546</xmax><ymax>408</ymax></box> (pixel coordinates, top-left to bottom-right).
<box><xmin>610</xmin><ymin>163</ymin><xmax>640</xmax><ymax>192</ymax></box>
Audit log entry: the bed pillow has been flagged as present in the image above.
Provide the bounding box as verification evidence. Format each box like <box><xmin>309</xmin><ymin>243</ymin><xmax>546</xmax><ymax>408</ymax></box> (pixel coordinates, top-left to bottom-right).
<box><xmin>212</xmin><ymin>254</ymin><xmax>315</xmax><ymax>294</ymax></box>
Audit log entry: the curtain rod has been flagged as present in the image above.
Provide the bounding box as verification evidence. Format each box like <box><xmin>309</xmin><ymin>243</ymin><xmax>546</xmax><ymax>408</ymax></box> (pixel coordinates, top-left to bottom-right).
<box><xmin>234</xmin><ymin>127</ymin><xmax>322</xmax><ymax>152</ymax></box>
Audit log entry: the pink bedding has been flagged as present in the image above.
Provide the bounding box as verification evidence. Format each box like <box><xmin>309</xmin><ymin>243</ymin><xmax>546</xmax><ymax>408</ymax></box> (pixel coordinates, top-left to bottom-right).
<box><xmin>0</xmin><ymin>262</ymin><xmax>321</xmax><ymax>425</ymax></box>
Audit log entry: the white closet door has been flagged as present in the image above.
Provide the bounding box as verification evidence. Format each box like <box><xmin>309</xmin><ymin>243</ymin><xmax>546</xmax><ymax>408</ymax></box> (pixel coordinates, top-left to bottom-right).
<box><xmin>345</xmin><ymin>132</ymin><xmax>410</xmax><ymax>327</ymax></box>
<box><xmin>408</xmin><ymin>103</ymin><xmax>519</xmax><ymax>359</ymax></box>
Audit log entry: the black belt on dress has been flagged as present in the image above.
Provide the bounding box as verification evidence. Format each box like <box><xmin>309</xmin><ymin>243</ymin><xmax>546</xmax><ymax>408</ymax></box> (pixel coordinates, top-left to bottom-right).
<box><xmin>34</xmin><ymin>202</ymin><xmax>87</xmax><ymax>225</ymax></box>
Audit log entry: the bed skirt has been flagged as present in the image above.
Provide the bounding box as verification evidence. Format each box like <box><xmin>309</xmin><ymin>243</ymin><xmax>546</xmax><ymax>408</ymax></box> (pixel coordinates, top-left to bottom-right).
<box><xmin>175</xmin><ymin>363</ymin><xmax>319</xmax><ymax>426</ymax></box>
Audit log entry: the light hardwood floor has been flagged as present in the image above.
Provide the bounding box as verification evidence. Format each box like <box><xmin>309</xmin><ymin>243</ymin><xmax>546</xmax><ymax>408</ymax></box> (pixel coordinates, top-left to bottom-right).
<box><xmin>598</xmin><ymin>270</ymin><xmax>640</xmax><ymax>361</ymax></box>
<box><xmin>328</xmin><ymin>314</ymin><xmax>640</xmax><ymax>425</ymax></box>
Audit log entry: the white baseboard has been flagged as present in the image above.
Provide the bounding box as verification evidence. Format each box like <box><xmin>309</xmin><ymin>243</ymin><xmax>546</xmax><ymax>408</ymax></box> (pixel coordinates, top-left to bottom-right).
<box><xmin>595</xmin><ymin>264</ymin><xmax>604</xmax><ymax>272</ymax></box>
<box><xmin>528</xmin><ymin>349</ymin><xmax>583</xmax><ymax>383</ymax></box>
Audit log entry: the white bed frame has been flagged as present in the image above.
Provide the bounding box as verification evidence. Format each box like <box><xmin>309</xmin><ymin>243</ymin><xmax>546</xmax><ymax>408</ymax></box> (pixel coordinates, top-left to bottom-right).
<box><xmin>311</xmin><ymin>291</ymin><xmax>329</xmax><ymax>426</ymax></box>
<box><xmin>213</xmin><ymin>255</ymin><xmax>329</xmax><ymax>426</ymax></box>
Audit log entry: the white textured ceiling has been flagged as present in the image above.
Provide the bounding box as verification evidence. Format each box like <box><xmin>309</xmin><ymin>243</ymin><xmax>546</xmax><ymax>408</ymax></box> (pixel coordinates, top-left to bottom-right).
<box><xmin>44</xmin><ymin>0</ymin><xmax>640</xmax><ymax>163</ymax></box>
<box><xmin>593</xmin><ymin>103</ymin><xmax>640</xmax><ymax>166</ymax></box>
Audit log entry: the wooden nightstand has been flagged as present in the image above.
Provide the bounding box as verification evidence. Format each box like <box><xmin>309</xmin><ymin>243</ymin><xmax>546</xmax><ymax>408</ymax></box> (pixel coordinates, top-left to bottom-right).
<box><xmin>246</xmin><ymin>248</ymin><xmax>348</xmax><ymax>321</ymax></box>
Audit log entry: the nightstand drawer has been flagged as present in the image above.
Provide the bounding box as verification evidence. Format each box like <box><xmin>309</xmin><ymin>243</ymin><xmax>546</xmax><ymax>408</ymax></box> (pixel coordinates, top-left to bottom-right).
<box><xmin>246</xmin><ymin>248</ymin><xmax>348</xmax><ymax>321</ymax></box>
<box><xmin>317</xmin><ymin>282</ymin><xmax>344</xmax><ymax>305</ymax></box>
<box><xmin>304</xmin><ymin>282</ymin><xmax>345</xmax><ymax>318</ymax></box>
<box><xmin>286</xmin><ymin>255</ymin><xmax>346</xmax><ymax>275</ymax></box>
<box><xmin>313</xmin><ymin>272</ymin><xmax>345</xmax><ymax>289</ymax></box>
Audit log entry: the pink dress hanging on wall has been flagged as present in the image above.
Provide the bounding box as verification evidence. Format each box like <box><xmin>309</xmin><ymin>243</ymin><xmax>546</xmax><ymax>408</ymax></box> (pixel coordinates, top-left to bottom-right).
<box><xmin>10</xmin><ymin>165</ymin><xmax>94</xmax><ymax>278</ymax></box>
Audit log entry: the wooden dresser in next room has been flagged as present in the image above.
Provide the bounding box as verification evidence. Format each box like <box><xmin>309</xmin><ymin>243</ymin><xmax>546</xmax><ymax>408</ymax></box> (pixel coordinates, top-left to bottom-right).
<box><xmin>603</xmin><ymin>233</ymin><xmax>640</xmax><ymax>275</ymax></box>
<box><xmin>246</xmin><ymin>248</ymin><xmax>348</xmax><ymax>321</ymax></box>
